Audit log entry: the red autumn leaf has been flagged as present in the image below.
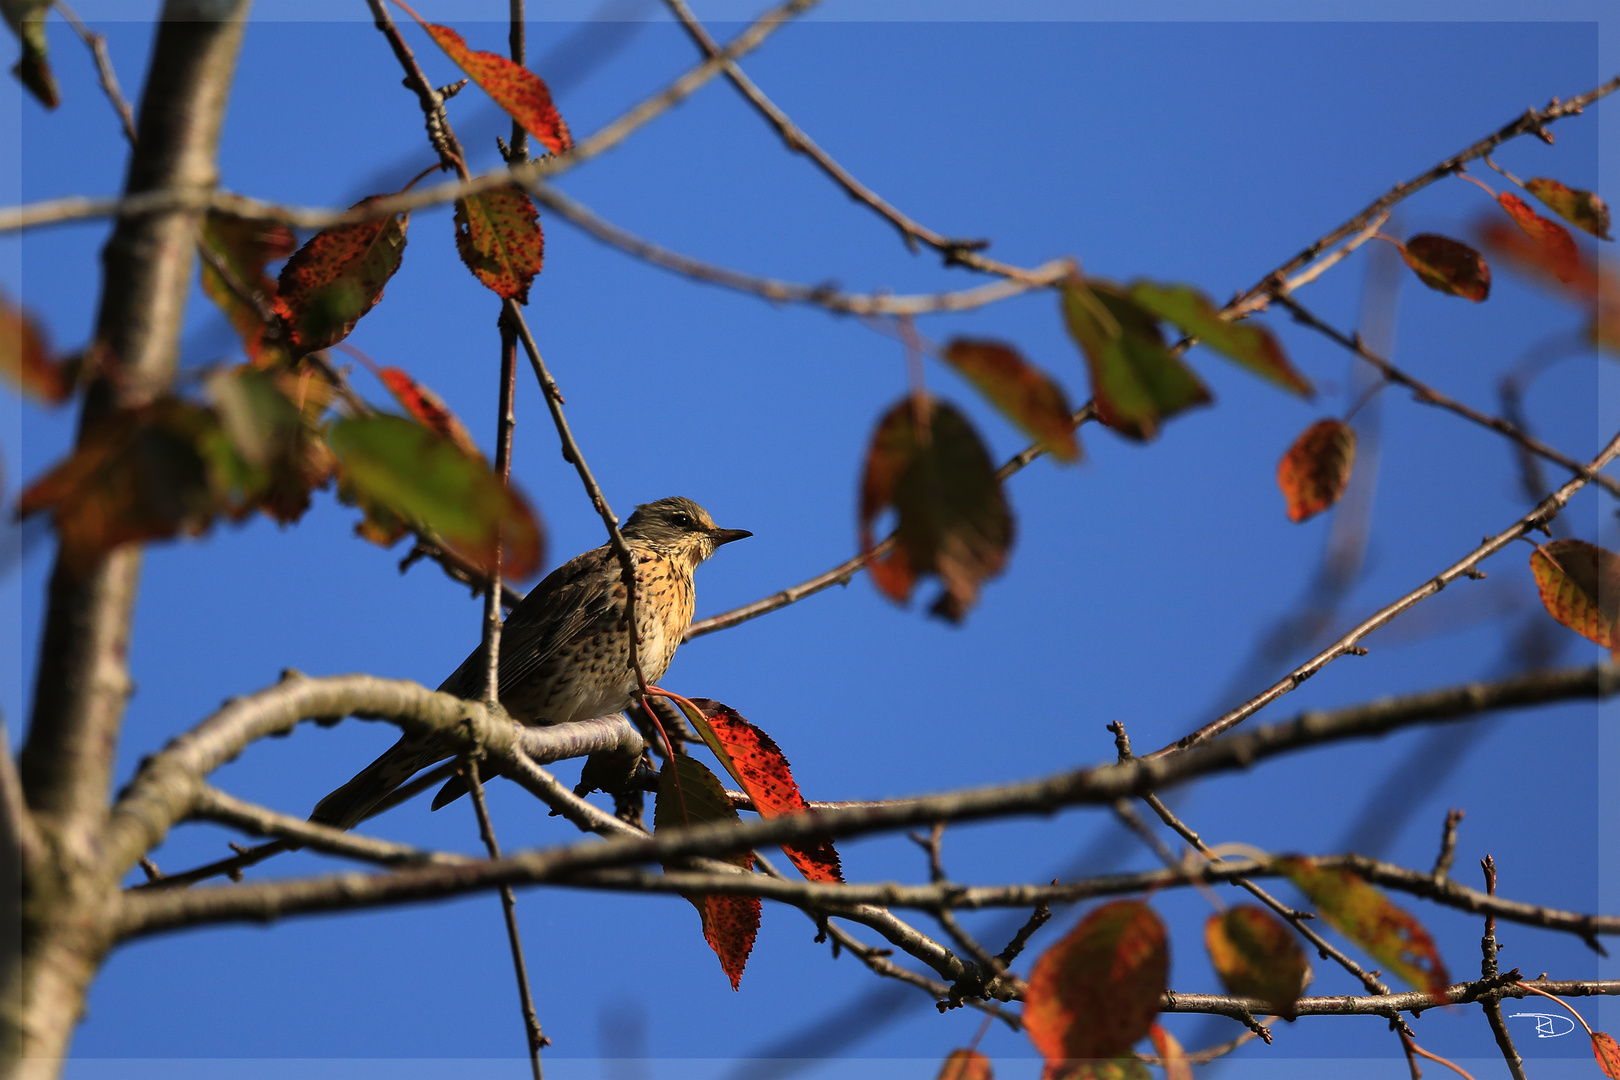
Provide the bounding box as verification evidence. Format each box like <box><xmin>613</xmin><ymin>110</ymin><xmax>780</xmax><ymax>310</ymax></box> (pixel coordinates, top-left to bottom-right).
<box><xmin>1498</xmin><ymin>191</ymin><xmax>1581</xmax><ymax>284</ymax></box>
<box><xmin>1529</xmin><ymin>539</ymin><xmax>1620</xmax><ymax>654</ymax></box>
<box><xmin>1128</xmin><ymin>280</ymin><xmax>1313</xmax><ymax>398</ymax></box>
<box><xmin>1024</xmin><ymin>899</ymin><xmax>1169</xmax><ymax>1069</ymax></box>
<box><xmin>859</xmin><ymin>396</ymin><xmax>1014</xmax><ymax>622</ymax></box>
<box><xmin>941</xmin><ymin>338</ymin><xmax>1081</xmax><ymax>462</ymax></box>
<box><xmin>365</xmin><ymin>363</ymin><xmax>484</xmax><ymax>462</ymax></box>
<box><xmin>936</xmin><ymin>1048</ymin><xmax>993</xmax><ymax>1080</ymax></box>
<box><xmin>1060</xmin><ymin>278</ymin><xmax>1212</xmax><ymax>440</ymax></box>
<box><xmin>1277</xmin><ymin>418</ymin><xmax>1356</xmax><ymax>523</ymax></box>
<box><xmin>1148</xmin><ymin>1025</ymin><xmax>1192</xmax><ymax>1080</ymax></box>
<box><xmin>1399</xmin><ymin>234</ymin><xmax>1491</xmax><ymax>301</ymax></box>
<box><xmin>653</xmin><ymin>754</ymin><xmax>760</xmax><ymax>990</ymax></box>
<box><xmin>1593</xmin><ymin>1031</ymin><xmax>1620</xmax><ymax>1078</ymax></box>
<box><xmin>1525</xmin><ymin>177</ymin><xmax>1613</xmax><ymax>241</ymax></box>
<box><xmin>1204</xmin><ymin>905</ymin><xmax>1310</xmax><ymax>1020</ymax></box>
<box><xmin>670</xmin><ymin>697</ymin><xmax>842</xmax><ymax>885</ymax></box>
<box><xmin>328</xmin><ymin>414</ymin><xmax>543</xmax><ymax>579</ymax></box>
<box><xmin>199</xmin><ymin>211</ymin><xmax>296</xmax><ymax>364</ymax></box>
<box><xmin>1476</xmin><ymin>218</ymin><xmax>1599</xmax><ymax>302</ymax></box>
<box><xmin>1278</xmin><ymin>857</ymin><xmax>1450</xmax><ymax>1000</ymax></box>
<box><xmin>1</xmin><ymin>288</ymin><xmax>73</xmax><ymax>403</ymax></box>
<box><xmin>396</xmin><ymin>3</ymin><xmax>572</xmax><ymax>156</ymax></box>
<box><xmin>454</xmin><ymin>186</ymin><xmax>545</xmax><ymax>304</ymax></box>
<box><xmin>273</xmin><ymin>197</ymin><xmax>409</xmax><ymax>357</ymax></box>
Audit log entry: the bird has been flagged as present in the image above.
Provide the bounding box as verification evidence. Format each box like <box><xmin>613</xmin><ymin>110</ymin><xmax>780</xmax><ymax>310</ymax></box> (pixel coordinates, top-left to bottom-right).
<box><xmin>309</xmin><ymin>496</ymin><xmax>751</xmax><ymax>830</ymax></box>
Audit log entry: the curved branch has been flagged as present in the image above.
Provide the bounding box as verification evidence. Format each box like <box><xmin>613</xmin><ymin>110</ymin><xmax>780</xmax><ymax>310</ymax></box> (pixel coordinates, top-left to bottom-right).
<box><xmin>109</xmin><ymin>663</ymin><xmax>1619</xmax><ymax>941</ymax></box>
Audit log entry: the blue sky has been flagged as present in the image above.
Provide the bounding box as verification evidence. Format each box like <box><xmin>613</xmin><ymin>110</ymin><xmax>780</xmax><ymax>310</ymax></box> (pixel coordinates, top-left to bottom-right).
<box><xmin>3</xmin><ymin>4</ymin><xmax>1617</xmax><ymax>1078</ymax></box>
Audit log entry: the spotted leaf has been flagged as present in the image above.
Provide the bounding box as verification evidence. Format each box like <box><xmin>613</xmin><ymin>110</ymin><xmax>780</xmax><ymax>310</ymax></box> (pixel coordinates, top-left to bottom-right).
<box><xmin>274</xmin><ymin>198</ymin><xmax>408</xmax><ymax>357</ymax></box>
<box><xmin>653</xmin><ymin>754</ymin><xmax>760</xmax><ymax>990</ymax></box>
<box><xmin>200</xmin><ymin>212</ymin><xmax>296</xmax><ymax>363</ymax></box>
<box><xmin>368</xmin><ymin>363</ymin><xmax>483</xmax><ymax>461</ymax></box>
<box><xmin>1593</xmin><ymin>1031</ymin><xmax>1620</xmax><ymax>1078</ymax></box>
<box><xmin>454</xmin><ymin>186</ymin><xmax>544</xmax><ymax>304</ymax></box>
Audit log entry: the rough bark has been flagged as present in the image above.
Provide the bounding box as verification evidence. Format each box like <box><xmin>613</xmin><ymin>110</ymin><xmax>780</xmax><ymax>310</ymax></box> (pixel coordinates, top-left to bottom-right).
<box><xmin>5</xmin><ymin>3</ymin><xmax>252</xmax><ymax>1075</ymax></box>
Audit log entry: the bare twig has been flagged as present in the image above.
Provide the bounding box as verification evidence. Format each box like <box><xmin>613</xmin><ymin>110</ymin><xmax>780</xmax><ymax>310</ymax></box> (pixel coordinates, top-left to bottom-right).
<box><xmin>1478</xmin><ymin>856</ymin><xmax>1527</xmax><ymax>1080</ymax></box>
<box><xmin>1431</xmin><ymin>809</ymin><xmax>1463</xmax><ymax>885</ymax></box>
<box><xmin>53</xmin><ymin>0</ymin><xmax>137</xmax><ymax>144</ymax></box>
<box><xmin>1152</xmin><ymin>429</ymin><xmax>1620</xmax><ymax>757</ymax></box>
<box><xmin>522</xmin><ymin>178</ymin><xmax>1073</xmax><ymax>315</ymax></box>
<box><xmin>1273</xmin><ymin>290</ymin><xmax>1620</xmax><ymax>499</ymax></box>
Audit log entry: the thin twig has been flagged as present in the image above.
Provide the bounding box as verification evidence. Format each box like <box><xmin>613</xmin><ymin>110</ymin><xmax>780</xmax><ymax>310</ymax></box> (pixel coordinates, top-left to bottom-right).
<box><xmin>1151</xmin><ymin>427</ymin><xmax>1620</xmax><ymax>757</ymax></box>
<box><xmin>1431</xmin><ymin>809</ymin><xmax>1463</xmax><ymax>885</ymax></box>
<box><xmin>522</xmin><ymin>177</ymin><xmax>1073</xmax><ymax>315</ymax></box>
<box><xmin>1273</xmin><ymin>290</ymin><xmax>1620</xmax><ymax>499</ymax></box>
<box><xmin>53</xmin><ymin>0</ymin><xmax>137</xmax><ymax>144</ymax></box>
<box><xmin>1478</xmin><ymin>855</ymin><xmax>1527</xmax><ymax>1080</ymax></box>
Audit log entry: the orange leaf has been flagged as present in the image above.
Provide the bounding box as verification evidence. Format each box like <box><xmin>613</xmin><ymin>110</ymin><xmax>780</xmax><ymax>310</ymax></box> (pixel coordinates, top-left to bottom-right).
<box><xmin>199</xmin><ymin>211</ymin><xmax>296</xmax><ymax>363</ymax></box>
<box><xmin>1278</xmin><ymin>857</ymin><xmax>1449</xmax><ymax>1000</ymax></box>
<box><xmin>1059</xmin><ymin>279</ymin><xmax>1211</xmax><ymax>440</ymax></box>
<box><xmin>937</xmin><ymin>1049</ymin><xmax>993</xmax><ymax>1080</ymax></box>
<box><xmin>1529</xmin><ymin>539</ymin><xmax>1620</xmax><ymax>653</ymax></box>
<box><xmin>1</xmin><ymin>288</ymin><xmax>72</xmax><ymax>403</ymax></box>
<box><xmin>1593</xmin><ymin>1031</ymin><xmax>1620</xmax><ymax>1078</ymax></box>
<box><xmin>1498</xmin><ymin>191</ymin><xmax>1581</xmax><ymax>284</ymax></box>
<box><xmin>400</xmin><ymin>6</ymin><xmax>572</xmax><ymax>155</ymax></box>
<box><xmin>1399</xmin><ymin>234</ymin><xmax>1491</xmax><ymax>301</ymax></box>
<box><xmin>1525</xmin><ymin>177</ymin><xmax>1612</xmax><ymax>241</ymax></box>
<box><xmin>1476</xmin><ymin>219</ymin><xmax>1599</xmax><ymax>302</ymax></box>
<box><xmin>1277</xmin><ymin>419</ymin><xmax>1356</xmax><ymax>523</ymax></box>
<box><xmin>371</xmin><ymin>365</ymin><xmax>483</xmax><ymax>461</ymax></box>
<box><xmin>1148</xmin><ymin>1025</ymin><xmax>1192</xmax><ymax>1080</ymax></box>
<box><xmin>671</xmin><ymin>697</ymin><xmax>842</xmax><ymax>884</ymax></box>
<box><xmin>653</xmin><ymin>755</ymin><xmax>760</xmax><ymax>990</ymax></box>
<box><xmin>942</xmin><ymin>338</ymin><xmax>1081</xmax><ymax>462</ymax></box>
<box><xmin>273</xmin><ymin>197</ymin><xmax>409</xmax><ymax>357</ymax></box>
<box><xmin>1024</xmin><ymin>899</ymin><xmax>1168</xmax><ymax>1068</ymax></box>
<box><xmin>454</xmin><ymin>186</ymin><xmax>545</xmax><ymax>304</ymax></box>
<box><xmin>859</xmin><ymin>396</ymin><xmax>1014</xmax><ymax>622</ymax></box>
<box><xmin>1203</xmin><ymin>905</ymin><xmax>1310</xmax><ymax>1020</ymax></box>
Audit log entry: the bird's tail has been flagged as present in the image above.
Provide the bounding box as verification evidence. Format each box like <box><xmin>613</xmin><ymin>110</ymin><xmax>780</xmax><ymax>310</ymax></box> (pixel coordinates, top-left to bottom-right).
<box><xmin>308</xmin><ymin>734</ymin><xmax>449</xmax><ymax>831</ymax></box>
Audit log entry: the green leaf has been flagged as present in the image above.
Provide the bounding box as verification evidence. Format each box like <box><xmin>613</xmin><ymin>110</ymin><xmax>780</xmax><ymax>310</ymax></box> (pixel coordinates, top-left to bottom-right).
<box><xmin>1128</xmin><ymin>280</ymin><xmax>1312</xmax><ymax>397</ymax></box>
<box><xmin>1204</xmin><ymin>905</ymin><xmax>1311</xmax><ymax>1019</ymax></box>
<box><xmin>273</xmin><ymin>198</ymin><xmax>409</xmax><ymax>357</ymax></box>
<box><xmin>454</xmin><ymin>186</ymin><xmax>545</xmax><ymax>304</ymax></box>
<box><xmin>327</xmin><ymin>413</ymin><xmax>542</xmax><ymax>579</ymax></box>
<box><xmin>1059</xmin><ymin>279</ymin><xmax>1211</xmax><ymax>440</ymax></box>
<box><xmin>3</xmin><ymin>0</ymin><xmax>58</xmax><ymax>108</ymax></box>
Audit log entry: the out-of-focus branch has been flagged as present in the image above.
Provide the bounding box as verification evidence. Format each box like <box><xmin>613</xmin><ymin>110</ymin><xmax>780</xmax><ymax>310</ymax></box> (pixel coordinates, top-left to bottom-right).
<box><xmin>53</xmin><ymin>0</ymin><xmax>137</xmax><ymax>144</ymax></box>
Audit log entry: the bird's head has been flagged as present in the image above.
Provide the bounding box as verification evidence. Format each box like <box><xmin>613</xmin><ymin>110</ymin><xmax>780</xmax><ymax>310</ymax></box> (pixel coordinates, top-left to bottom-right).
<box><xmin>622</xmin><ymin>496</ymin><xmax>751</xmax><ymax>567</ymax></box>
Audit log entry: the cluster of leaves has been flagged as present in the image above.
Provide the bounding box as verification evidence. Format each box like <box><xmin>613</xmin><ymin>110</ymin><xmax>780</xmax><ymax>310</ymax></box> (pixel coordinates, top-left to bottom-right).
<box><xmin>2</xmin><ymin>12</ymin><xmax>583</xmax><ymax>579</ymax></box>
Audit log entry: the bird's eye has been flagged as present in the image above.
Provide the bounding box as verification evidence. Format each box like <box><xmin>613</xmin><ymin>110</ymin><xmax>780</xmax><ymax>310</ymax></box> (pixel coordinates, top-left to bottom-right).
<box><xmin>670</xmin><ymin>512</ymin><xmax>693</xmax><ymax>528</ymax></box>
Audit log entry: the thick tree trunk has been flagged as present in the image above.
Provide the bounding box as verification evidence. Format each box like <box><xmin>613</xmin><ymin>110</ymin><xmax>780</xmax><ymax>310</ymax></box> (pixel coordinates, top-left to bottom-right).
<box><xmin>5</xmin><ymin>3</ymin><xmax>251</xmax><ymax>1075</ymax></box>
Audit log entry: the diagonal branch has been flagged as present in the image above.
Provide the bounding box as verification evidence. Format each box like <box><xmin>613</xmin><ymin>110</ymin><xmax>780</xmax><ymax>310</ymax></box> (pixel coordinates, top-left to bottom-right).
<box><xmin>1274</xmin><ymin>290</ymin><xmax>1620</xmax><ymax>498</ymax></box>
<box><xmin>1151</xmin><ymin>427</ymin><xmax>1620</xmax><ymax>757</ymax></box>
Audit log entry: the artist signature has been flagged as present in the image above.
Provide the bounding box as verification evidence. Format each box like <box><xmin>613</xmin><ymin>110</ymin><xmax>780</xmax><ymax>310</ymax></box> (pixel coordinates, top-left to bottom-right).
<box><xmin>1508</xmin><ymin>1012</ymin><xmax>1576</xmax><ymax>1037</ymax></box>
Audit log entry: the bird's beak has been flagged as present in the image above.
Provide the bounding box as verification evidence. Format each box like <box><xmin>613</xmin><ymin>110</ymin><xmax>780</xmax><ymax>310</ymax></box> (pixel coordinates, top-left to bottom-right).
<box><xmin>709</xmin><ymin>528</ymin><xmax>752</xmax><ymax>546</ymax></box>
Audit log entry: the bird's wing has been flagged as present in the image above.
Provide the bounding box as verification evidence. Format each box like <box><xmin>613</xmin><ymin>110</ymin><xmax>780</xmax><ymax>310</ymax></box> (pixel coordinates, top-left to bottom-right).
<box><xmin>437</xmin><ymin>544</ymin><xmax>626</xmax><ymax>701</ymax></box>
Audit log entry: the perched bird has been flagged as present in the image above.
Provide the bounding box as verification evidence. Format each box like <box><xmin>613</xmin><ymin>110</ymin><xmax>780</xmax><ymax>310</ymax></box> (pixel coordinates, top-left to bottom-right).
<box><xmin>310</xmin><ymin>496</ymin><xmax>750</xmax><ymax>830</ymax></box>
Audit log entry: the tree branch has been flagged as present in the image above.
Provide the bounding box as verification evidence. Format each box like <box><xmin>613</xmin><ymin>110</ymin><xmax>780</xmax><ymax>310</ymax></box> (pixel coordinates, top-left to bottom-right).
<box><xmin>1151</xmin><ymin>429</ymin><xmax>1620</xmax><ymax>757</ymax></box>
